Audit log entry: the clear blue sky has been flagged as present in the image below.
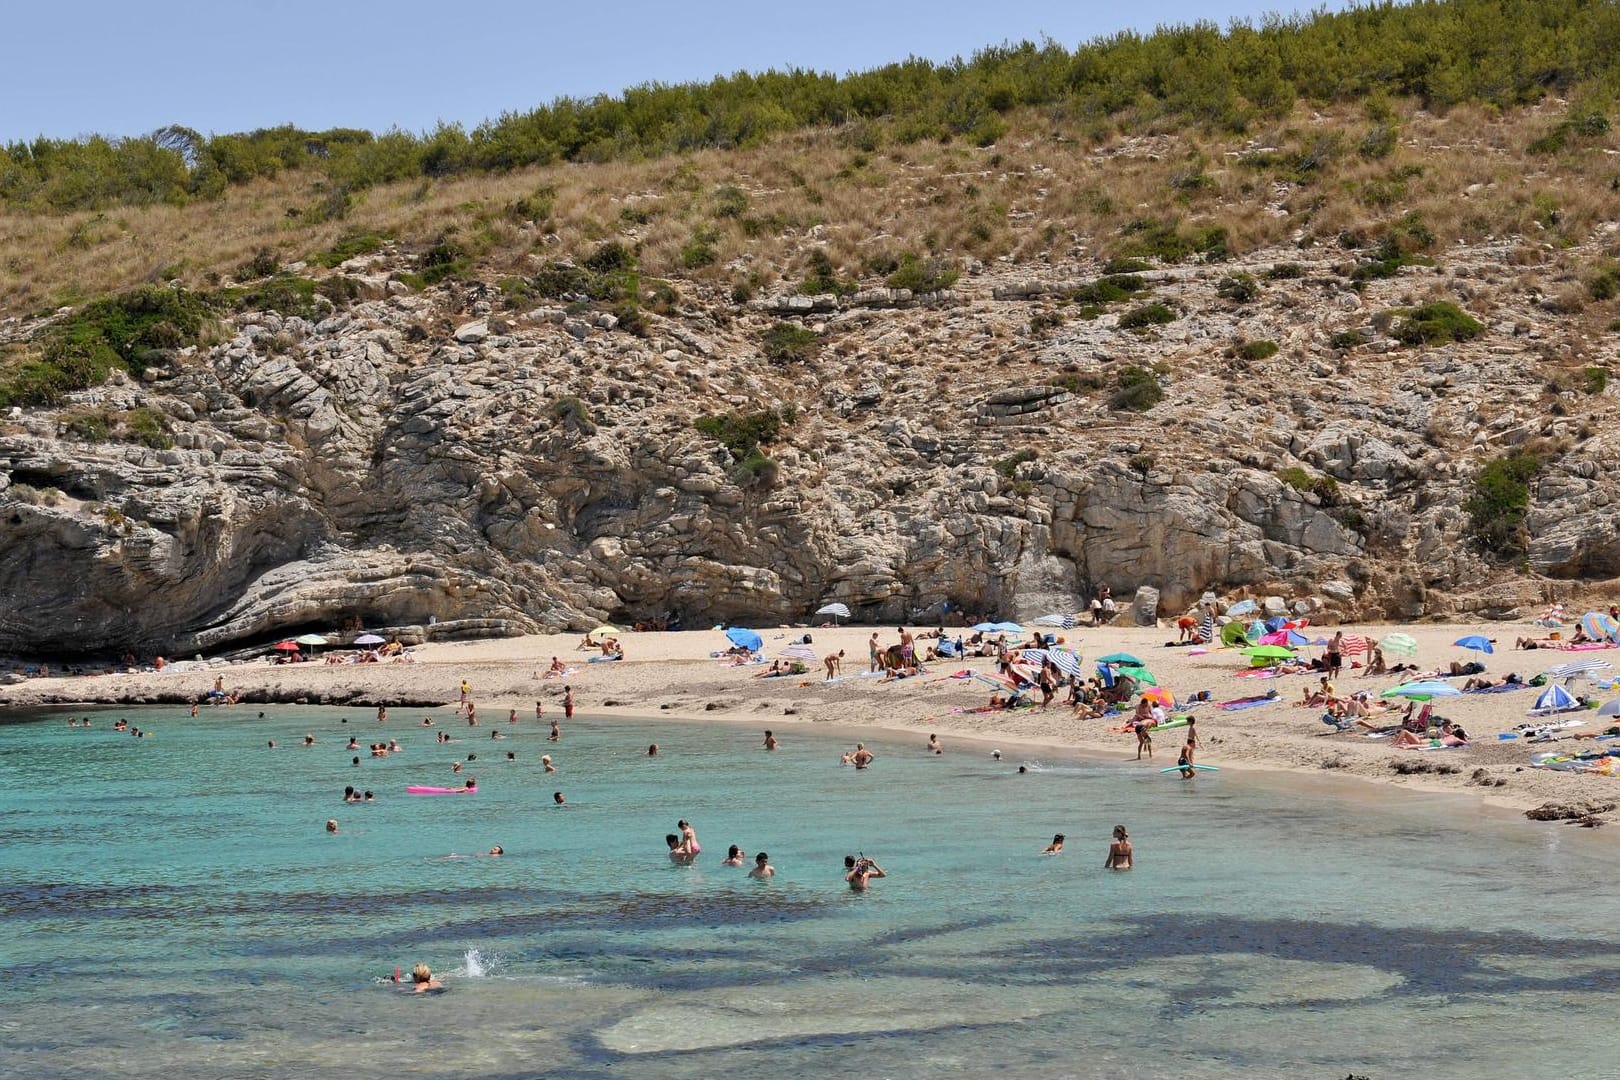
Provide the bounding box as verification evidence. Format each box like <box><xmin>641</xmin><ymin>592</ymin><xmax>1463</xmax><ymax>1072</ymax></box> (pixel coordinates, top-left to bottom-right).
<box><xmin>3</xmin><ymin>0</ymin><xmax>1364</xmax><ymax>143</ymax></box>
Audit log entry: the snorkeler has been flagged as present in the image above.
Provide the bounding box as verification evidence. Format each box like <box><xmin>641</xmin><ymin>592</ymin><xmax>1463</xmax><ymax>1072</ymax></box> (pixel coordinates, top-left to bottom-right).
<box><xmin>844</xmin><ymin>854</ymin><xmax>886</xmax><ymax>891</ymax></box>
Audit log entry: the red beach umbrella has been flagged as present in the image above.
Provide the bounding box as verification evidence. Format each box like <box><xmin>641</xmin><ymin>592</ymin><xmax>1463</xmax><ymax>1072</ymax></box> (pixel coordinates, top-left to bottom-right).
<box><xmin>272</xmin><ymin>640</ymin><xmax>300</xmax><ymax>652</ymax></box>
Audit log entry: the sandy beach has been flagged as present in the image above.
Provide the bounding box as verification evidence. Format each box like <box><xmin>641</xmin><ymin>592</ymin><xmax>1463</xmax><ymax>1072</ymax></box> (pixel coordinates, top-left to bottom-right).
<box><xmin>6</xmin><ymin>620</ymin><xmax>1620</xmax><ymax>821</ymax></box>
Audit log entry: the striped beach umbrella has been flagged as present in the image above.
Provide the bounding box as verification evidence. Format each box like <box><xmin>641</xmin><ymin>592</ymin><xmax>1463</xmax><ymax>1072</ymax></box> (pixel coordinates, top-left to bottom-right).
<box><xmin>1034</xmin><ymin>613</ymin><xmax>1078</xmax><ymax>629</ymax></box>
<box><xmin>1544</xmin><ymin>659</ymin><xmax>1612</xmax><ymax>681</ymax></box>
<box><xmin>1378</xmin><ymin>633</ymin><xmax>1418</xmax><ymax>657</ymax></box>
<box><xmin>1581</xmin><ymin>611</ymin><xmax>1620</xmax><ymax>643</ymax></box>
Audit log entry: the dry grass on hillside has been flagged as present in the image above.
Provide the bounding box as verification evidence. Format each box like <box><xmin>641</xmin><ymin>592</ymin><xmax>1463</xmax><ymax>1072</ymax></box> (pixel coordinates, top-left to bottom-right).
<box><xmin>1</xmin><ymin>97</ymin><xmax>1617</xmax><ymax>317</ymax></box>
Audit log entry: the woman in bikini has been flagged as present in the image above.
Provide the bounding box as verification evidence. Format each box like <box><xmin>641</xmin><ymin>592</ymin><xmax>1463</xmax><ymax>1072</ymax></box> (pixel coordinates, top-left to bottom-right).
<box><xmin>1104</xmin><ymin>825</ymin><xmax>1133</xmax><ymax>870</ymax></box>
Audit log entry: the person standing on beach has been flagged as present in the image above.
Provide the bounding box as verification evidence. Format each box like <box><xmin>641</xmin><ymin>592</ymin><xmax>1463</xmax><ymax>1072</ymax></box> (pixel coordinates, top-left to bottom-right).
<box><xmin>1134</xmin><ymin>723</ymin><xmax>1153</xmax><ymax>761</ymax></box>
<box><xmin>869</xmin><ymin>632</ymin><xmax>881</xmax><ymax>673</ymax></box>
<box><xmin>899</xmin><ymin>627</ymin><xmax>914</xmax><ymax>667</ymax></box>
<box><xmin>1104</xmin><ymin>826</ymin><xmax>1133</xmax><ymax>870</ymax></box>
<box><xmin>824</xmin><ymin>650</ymin><xmax>844</xmax><ymax>680</ymax></box>
<box><xmin>563</xmin><ymin>686</ymin><xmax>575</xmax><ymax>720</ymax></box>
<box><xmin>1328</xmin><ymin>631</ymin><xmax>1345</xmax><ymax>678</ymax></box>
<box><xmin>460</xmin><ymin>680</ymin><xmax>471</xmax><ymax>704</ymax></box>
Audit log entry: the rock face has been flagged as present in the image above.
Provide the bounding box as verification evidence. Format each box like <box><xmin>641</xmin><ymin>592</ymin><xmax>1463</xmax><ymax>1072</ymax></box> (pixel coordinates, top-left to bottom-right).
<box><xmin>2</xmin><ymin>240</ymin><xmax>1619</xmax><ymax>657</ymax></box>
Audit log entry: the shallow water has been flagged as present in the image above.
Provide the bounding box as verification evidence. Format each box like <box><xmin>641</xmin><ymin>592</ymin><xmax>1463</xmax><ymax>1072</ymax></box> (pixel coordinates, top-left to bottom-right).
<box><xmin>3</xmin><ymin>705</ymin><xmax>1620</xmax><ymax>1078</ymax></box>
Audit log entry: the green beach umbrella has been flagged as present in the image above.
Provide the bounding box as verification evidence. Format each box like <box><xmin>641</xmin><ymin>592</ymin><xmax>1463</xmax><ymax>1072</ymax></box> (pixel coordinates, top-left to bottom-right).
<box><xmin>1240</xmin><ymin>645</ymin><xmax>1295</xmax><ymax>661</ymax></box>
<box><xmin>1116</xmin><ymin>664</ymin><xmax>1157</xmax><ymax>686</ymax></box>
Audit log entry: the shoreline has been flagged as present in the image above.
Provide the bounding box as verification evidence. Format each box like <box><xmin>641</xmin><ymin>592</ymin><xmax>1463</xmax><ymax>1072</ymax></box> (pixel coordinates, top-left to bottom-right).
<box><xmin>6</xmin><ymin>622</ymin><xmax>1619</xmax><ymax>824</ymax></box>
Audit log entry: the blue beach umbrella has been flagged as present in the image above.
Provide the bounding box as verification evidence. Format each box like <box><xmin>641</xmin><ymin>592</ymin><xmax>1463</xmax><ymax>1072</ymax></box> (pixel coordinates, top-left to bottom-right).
<box><xmin>972</xmin><ymin>622</ymin><xmax>1000</xmax><ymax>633</ymax></box>
<box><xmin>1097</xmin><ymin>652</ymin><xmax>1142</xmax><ymax>666</ymax></box>
<box><xmin>993</xmin><ymin>622</ymin><xmax>1025</xmax><ymax>634</ymax></box>
<box><xmin>724</xmin><ymin>627</ymin><xmax>763</xmax><ymax>652</ymax></box>
<box><xmin>1454</xmin><ymin>635</ymin><xmax>1494</xmax><ymax>654</ymax></box>
<box><xmin>1225</xmin><ymin>600</ymin><xmax>1257</xmax><ymax>617</ymax></box>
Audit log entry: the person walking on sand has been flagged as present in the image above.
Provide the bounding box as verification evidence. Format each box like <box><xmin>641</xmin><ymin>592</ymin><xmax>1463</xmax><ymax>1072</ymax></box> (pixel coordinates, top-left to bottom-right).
<box><xmin>1134</xmin><ymin>722</ymin><xmax>1153</xmax><ymax>761</ymax></box>
<box><xmin>824</xmin><ymin>650</ymin><xmax>844</xmax><ymax>681</ymax></box>
<box><xmin>563</xmin><ymin>686</ymin><xmax>575</xmax><ymax>720</ymax></box>
<box><xmin>869</xmin><ymin>632</ymin><xmax>881</xmax><ymax>673</ymax></box>
<box><xmin>1104</xmin><ymin>825</ymin><xmax>1133</xmax><ymax>870</ymax></box>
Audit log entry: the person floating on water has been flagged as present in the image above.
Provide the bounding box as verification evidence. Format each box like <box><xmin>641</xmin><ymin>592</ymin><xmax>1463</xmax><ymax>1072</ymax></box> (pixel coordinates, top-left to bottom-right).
<box><xmin>844</xmin><ymin>854</ymin><xmax>886</xmax><ymax>891</ymax></box>
<box><xmin>1104</xmin><ymin>825</ymin><xmax>1133</xmax><ymax>870</ymax></box>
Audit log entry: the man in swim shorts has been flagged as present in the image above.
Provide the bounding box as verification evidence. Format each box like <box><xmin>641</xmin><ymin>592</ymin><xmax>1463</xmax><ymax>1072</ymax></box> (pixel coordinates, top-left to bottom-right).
<box><xmin>844</xmin><ymin>854</ymin><xmax>885</xmax><ymax>891</ymax></box>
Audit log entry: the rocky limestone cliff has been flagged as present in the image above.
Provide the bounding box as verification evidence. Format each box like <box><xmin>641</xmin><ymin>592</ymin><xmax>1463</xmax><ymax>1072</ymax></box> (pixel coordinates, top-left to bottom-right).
<box><xmin>2</xmin><ymin>238</ymin><xmax>1617</xmax><ymax>656</ymax></box>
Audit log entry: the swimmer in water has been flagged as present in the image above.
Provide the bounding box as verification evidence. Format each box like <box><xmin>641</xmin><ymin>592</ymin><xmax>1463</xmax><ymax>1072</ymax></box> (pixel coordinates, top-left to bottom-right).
<box><xmin>489</xmin><ymin>846</ymin><xmax>503</xmax><ymax>855</ymax></box>
<box><xmin>326</xmin><ymin>819</ymin><xmax>338</xmax><ymax>833</ymax></box>
<box><xmin>508</xmin><ymin>709</ymin><xmax>518</xmax><ymax>724</ymax></box>
<box><xmin>303</xmin><ymin>734</ymin><xmax>315</xmax><ymax>746</ymax></box>
<box><xmin>506</xmin><ymin>751</ymin><xmax>515</xmax><ymax>761</ymax></box>
<box><xmin>748</xmin><ymin>852</ymin><xmax>775</xmax><ymax>879</ymax></box>
<box><xmin>844</xmin><ymin>854</ymin><xmax>886</xmax><ymax>891</ymax></box>
<box><xmin>550</xmin><ymin>718</ymin><xmax>561</xmax><ymax>741</ymax></box>
<box><xmin>408</xmin><ymin>963</ymin><xmax>442</xmax><ymax>992</ymax></box>
<box><xmin>647</xmin><ymin>743</ymin><xmax>659</xmax><ymax>757</ymax></box>
<box><xmin>542</xmin><ymin>755</ymin><xmax>555</xmax><ymax>773</ymax></box>
<box><xmin>991</xmin><ymin>749</ymin><xmax>1002</xmax><ymax>761</ymax></box>
<box><xmin>377</xmin><ymin>706</ymin><xmax>387</xmax><ymax>723</ymax></box>
<box><xmin>553</xmin><ymin>791</ymin><xmax>565</xmax><ymax>805</ymax></box>
<box><xmin>851</xmin><ymin>743</ymin><xmax>874</xmax><ymax>769</ymax></box>
<box><xmin>268</xmin><ymin>740</ymin><xmax>277</xmax><ymax>749</ymax></box>
<box><xmin>926</xmin><ymin>733</ymin><xmax>940</xmax><ymax>753</ymax></box>
<box><xmin>722</xmin><ymin>845</ymin><xmax>746</xmax><ymax>866</ymax></box>
<box><xmin>763</xmin><ymin>730</ymin><xmax>778</xmax><ymax>751</ymax></box>
<box><xmin>1042</xmin><ymin>833</ymin><xmax>1065</xmax><ymax>855</ymax></box>
<box><xmin>666</xmin><ymin>833</ymin><xmax>695</xmax><ymax>865</ymax></box>
<box><xmin>1104</xmin><ymin>825</ymin><xmax>1133</xmax><ymax>870</ymax></box>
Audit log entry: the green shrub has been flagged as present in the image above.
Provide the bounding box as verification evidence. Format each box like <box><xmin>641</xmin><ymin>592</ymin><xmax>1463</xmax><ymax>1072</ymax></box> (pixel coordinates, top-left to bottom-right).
<box><xmin>1103</xmin><ymin>257</ymin><xmax>1152</xmax><ymax>274</ymax></box>
<box><xmin>1068</xmin><ymin>274</ymin><xmax>1146</xmax><ymax>304</ymax></box>
<box><xmin>1235</xmin><ymin>339</ymin><xmax>1279</xmax><ymax>361</ymax></box>
<box><xmin>416</xmin><ymin>238</ymin><xmax>470</xmax><ymax>285</ymax></box>
<box><xmin>124</xmin><ymin>406</ymin><xmax>173</xmax><ymax>449</ymax></box>
<box><xmin>551</xmin><ymin>395</ymin><xmax>597</xmax><ymax>435</ymax></box>
<box><xmin>1217</xmin><ymin>273</ymin><xmax>1260</xmax><ymax>302</ymax></box>
<box><xmin>994</xmin><ymin>448</ymin><xmax>1038</xmax><ymax>478</ymax></box>
<box><xmin>1109</xmin><ymin>365</ymin><xmax>1164</xmax><ymax>411</ymax></box>
<box><xmin>311</xmin><ymin>229</ymin><xmax>390</xmax><ymax>268</ymax></box>
<box><xmin>1330</xmin><ymin>329</ymin><xmax>1368</xmax><ymax>349</ymax></box>
<box><xmin>227</xmin><ymin>275</ymin><xmax>324</xmax><ymax>318</ymax></box>
<box><xmin>1358</xmin><ymin>123</ymin><xmax>1399</xmax><ymax>159</ymax></box>
<box><xmin>1276</xmin><ymin>465</ymin><xmax>1339</xmax><ymax>503</ymax></box>
<box><xmin>1582</xmin><ymin>366</ymin><xmax>1609</xmax><ymax>394</ymax></box>
<box><xmin>762</xmin><ymin>322</ymin><xmax>821</xmax><ymax>363</ymax></box>
<box><xmin>1029</xmin><ymin>310</ymin><xmax>1065</xmax><ymax>334</ymax></box>
<box><xmin>884</xmin><ymin>253</ymin><xmax>959</xmax><ymax>292</ymax></box>
<box><xmin>1393</xmin><ymin>301</ymin><xmax>1485</xmax><ymax>345</ymax></box>
<box><xmin>1128</xmin><ymin>453</ymin><xmax>1155</xmax><ymax>476</ymax></box>
<box><xmin>506</xmin><ymin>185</ymin><xmax>556</xmax><ymax>223</ymax></box>
<box><xmin>680</xmin><ymin>231</ymin><xmax>719</xmax><ymax>269</ymax></box>
<box><xmin>1265</xmin><ymin>263</ymin><xmax>1304</xmax><ymax>280</ymax></box>
<box><xmin>1118</xmin><ymin>303</ymin><xmax>1177</xmax><ymax>330</ymax></box>
<box><xmin>61</xmin><ymin>408</ymin><xmax>111</xmax><ymax>442</ymax></box>
<box><xmin>1589</xmin><ymin>264</ymin><xmax>1620</xmax><ymax>301</ymax></box>
<box><xmin>694</xmin><ymin>409</ymin><xmax>789</xmax><ymax>457</ymax></box>
<box><xmin>1115</xmin><ymin>219</ymin><xmax>1227</xmax><ymax>263</ymax></box>
<box><xmin>582</xmin><ymin>240</ymin><xmax>635</xmax><ymax>274</ymax></box>
<box><xmin>732</xmin><ymin>449</ymin><xmax>780</xmax><ymax>489</ymax></box>
<box><xmin>799</xmin><ymin>250</ymin><xmax>856</xmax><ymax>296</ymax></box>
<box><xmin>237</xmin><ymin>247</ymin><xmax>279</xmax><ymax>280</ymax></box>
<box><xmin>1465</xmin><ymin>450</ymin><xmax>1542</xmax><ymax>556</ymax></box>
<box><xmin>1</xmin><ymin>285</ymin><xmax>216</xmax><ymax>407</ymax></box>
<box><xmin>713</xmin><ymin>184</ymin><xmax>748</xmax><ymax>219</ymax></box>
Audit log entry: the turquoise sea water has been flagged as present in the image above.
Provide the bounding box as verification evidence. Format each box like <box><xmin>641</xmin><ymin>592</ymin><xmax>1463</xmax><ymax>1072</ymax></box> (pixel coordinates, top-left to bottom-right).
<box><xmin>4</xmin><ymin>705</ymin><xmax>1620</xmax><ymax>1079</ymax></box>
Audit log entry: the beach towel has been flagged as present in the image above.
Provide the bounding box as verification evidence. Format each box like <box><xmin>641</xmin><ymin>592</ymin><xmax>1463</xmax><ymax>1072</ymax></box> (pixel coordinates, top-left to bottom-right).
<box><xmin>1219</xmin><ymin>694</ymin><xmax>1280</xmax><ymax>711</ymax></box>
<box><xmin>587</xmin><ymin>655</ymin><xmax>623</xmax><ymax>664</ymax></box>
<box><xmin>1463</xmin><ymin>683</ymin><xmax>1527</xmax><ymax>694</ymax></box>
<box><xmin>1556</xmin><ymin>642</ymin><xmax>1619</xmax><ymax>651</ymax></box>
<box><xmin>1233</xmin><ymin>667</ymin><xmax>1284</xmax><ymax>679</ymax></box>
